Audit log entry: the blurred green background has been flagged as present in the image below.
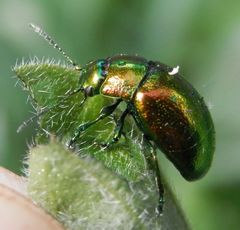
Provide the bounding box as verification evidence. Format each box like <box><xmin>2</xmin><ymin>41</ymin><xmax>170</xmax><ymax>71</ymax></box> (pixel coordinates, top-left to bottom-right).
<box><xmin>0</xmin><ymin>0</ymin><xmax>239</xmax><ymax>229</ymax></box>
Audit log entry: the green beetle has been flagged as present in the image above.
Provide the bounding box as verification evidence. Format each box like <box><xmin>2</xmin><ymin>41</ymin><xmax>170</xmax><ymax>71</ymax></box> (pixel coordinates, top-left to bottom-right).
<box><xmin>71</xmin><ymin>55</ymin><xmax>215</xmax><ymax>180</ymax></box>
<box><xmin>28</xmin><ymin>24</ymin><xmax>215</xmax><ymax>214</ymax></box>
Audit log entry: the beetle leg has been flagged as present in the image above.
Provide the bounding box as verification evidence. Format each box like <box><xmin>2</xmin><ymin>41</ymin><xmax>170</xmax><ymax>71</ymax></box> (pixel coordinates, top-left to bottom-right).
<box><xmin>110</xmin><ymin>114</ymin><xmax>127</xmax><ymax>138</ymax></box>
<box><xmin>143</xmin><ymin>137</ymin><xmax>165</xmax><ymax>215</ymax></box>
<box><xmin>68</xmin><ymin>99</ymin><xmax>122</xmax><ymax>148</ymax></box>
<box><xmin>102</xmin><ymin>108</ymin><xmax>129</xmax><ymax>148</ymax></box>
<box><xmin>79</xmin><ymin>96</ymin><xmax>87</xmax><ymax>107</ymax></box>
<box><xmin>153</xmin><ymin>151</ymin><xmax>165</xmax><ymax>216</ymax></box>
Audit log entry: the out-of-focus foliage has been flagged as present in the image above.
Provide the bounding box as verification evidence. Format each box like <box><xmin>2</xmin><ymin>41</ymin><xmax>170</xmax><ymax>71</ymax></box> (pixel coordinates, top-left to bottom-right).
<box><xmin>0</xmin><ymin>0</ymin><xmax>240</xmax><ymax>229</ymax></box>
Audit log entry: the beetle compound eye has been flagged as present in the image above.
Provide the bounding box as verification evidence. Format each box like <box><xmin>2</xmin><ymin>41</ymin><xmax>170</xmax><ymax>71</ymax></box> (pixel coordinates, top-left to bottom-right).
<box><xmin>85</xmin><ymin>86</ymin><xmax>94</xmax><ymax>96</ymax></box>
<box><xmin>97</xmin><ymin>60</ymin><xmax>109</xmax><ymax>77</ymax></box>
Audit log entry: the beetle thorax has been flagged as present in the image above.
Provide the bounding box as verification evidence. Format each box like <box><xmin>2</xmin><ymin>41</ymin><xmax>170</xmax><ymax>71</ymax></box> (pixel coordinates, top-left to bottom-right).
<box><xmin>100</xmin><ymin>61</ymin><xmax>146</xmax><ymax>100</ymax></box>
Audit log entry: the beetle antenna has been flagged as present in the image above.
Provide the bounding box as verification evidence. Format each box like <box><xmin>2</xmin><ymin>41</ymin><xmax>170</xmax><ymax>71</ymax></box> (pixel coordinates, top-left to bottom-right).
<box><xmin>29</xmin><ymin>23</ymin><xmax>81</xmax><ymax>71</ymax></box>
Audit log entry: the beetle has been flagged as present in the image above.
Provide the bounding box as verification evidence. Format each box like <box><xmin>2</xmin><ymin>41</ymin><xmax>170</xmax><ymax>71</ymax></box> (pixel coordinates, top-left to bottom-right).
<box><xmin>26</xmin><ymin>24</ymin><xmax>215</xmax><ymax>214</ymax></box>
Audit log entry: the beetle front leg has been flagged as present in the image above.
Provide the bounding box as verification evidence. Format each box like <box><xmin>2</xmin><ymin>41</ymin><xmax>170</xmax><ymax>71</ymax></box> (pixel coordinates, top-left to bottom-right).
<box><xmin>68</xmin><ymin>99</ymin><xmax>122</xmax><ymax>148</ymax></box>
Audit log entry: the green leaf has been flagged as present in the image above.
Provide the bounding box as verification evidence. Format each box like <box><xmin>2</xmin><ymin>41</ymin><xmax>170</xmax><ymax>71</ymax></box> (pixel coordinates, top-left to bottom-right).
<box><xmin>27</xmin><ymin>139</ymin><xmax>189</xmax><ymax>230</ymax></box>
<box><xmin>14</xmin><ymin>60</ymin><xmax>146</xmax><ymax>181</ymax></box>
<box><xmin>27</xmin><ymin>139</ymin><xmax>161</xmax><ymax>229</ymax></box>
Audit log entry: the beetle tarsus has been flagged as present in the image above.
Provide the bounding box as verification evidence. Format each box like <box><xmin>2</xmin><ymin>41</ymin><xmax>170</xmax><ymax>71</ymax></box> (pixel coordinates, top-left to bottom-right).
<box><xmin>156</xmin><ymin>194</ymin><xmax>165</xmax><ymax>216</ymax></box>
<box><xmin>68</xmin><ymin>137</ymin><xmax>77</xmax><ymax>149</ymax></box>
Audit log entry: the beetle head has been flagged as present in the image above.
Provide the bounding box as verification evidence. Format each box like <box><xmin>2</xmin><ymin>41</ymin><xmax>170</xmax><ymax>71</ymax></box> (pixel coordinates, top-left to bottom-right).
<box><xmin>79</xmin><ymin>59</ymin><xmax>109</xmax><ymax>96</ymax></box>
